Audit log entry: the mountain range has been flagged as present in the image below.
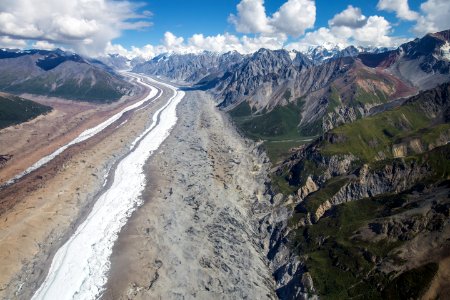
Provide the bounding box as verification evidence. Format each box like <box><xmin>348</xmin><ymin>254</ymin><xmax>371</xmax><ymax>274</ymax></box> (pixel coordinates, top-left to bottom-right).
<box><xmin>133</xmin><ymin>30</ymin><xmax>450</xmax><ymax>137</ymax></box>
<box><xmin>130</xmin><ymin>29</ymin><xmax>450</xmax><ymax>299</ymax></box>
<box><xmin>0</xmin><ymin>49</ymin><xmax>133</xmax><ymax>102</ymax></box>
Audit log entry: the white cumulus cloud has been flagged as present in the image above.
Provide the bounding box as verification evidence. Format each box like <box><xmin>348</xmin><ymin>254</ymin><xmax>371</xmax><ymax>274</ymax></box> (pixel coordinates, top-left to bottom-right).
<box><xmin>110</xmin><ymin>3</ymin><xmax>407</xmax><ymax>60</ymax></box>
<box><xmin>0</xmin><ymin>35</ymin><xmax>27</xmax><ymax>48</ymax></box>
<box><xmin>287</xmin><ymin>6</ymin><xmax>407</xmax><ymax>51</ymax></box>
<box><xmin>413</xmin><ymin>0</ymin><xmax>450</xmax><ymax>35</ymax></box>
<box><xmin>32</xmin><ymin>40</ymin><xmax>56</xmax><ymax>50</ymax></box>
<box><xmin>228</xmin><ymin>0</ymin><xmax>271</xmax><ymax>34</ymax></box>
<box><xmin>106</xmin><ymin>30</ymin><xmax>287</xmax><ymax>58</ymax></box>
<box><xmin>270</xmin><ymin>0</ymin><xmax>316</xmax><ymax>37</ymax></box>
<box><xmin>377</xmin><ymin>0</ymin><xmax>419</xmax><ymax>21</ymax></box>
<box><xmin>353</xmin><ymin>16</ymin><xmax>395</xmax><ymax>47</ymax></box>
<box><xmin>163</xmin><ymin>31</ymin><xmax>185</xmax><ymax>49</ymax></box>
<box><xmin>229</xmin><ymin>0</ymin><xmax>316</xmax><ymax>37</ymax></box>
<box><xmin>328</xmin><ymin>5</ymin><xmax>367</xmax><ymax>28</ymax></box>
<box><xmin>0</xmin><ymin>0</ymin><xmax>151</xmax><ymax>55</ymax></box>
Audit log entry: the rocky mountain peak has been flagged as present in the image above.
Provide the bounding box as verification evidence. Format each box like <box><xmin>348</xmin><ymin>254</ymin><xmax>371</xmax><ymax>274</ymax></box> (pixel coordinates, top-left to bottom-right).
<box><xmin>401</xmin><ymin>29</ymin><xmax>450</xmax><ymax>60</ymax></box>
<box><xmin>432</xmin><ymin>29</ymin><xmax>450</xmax><ymax>42</ymax></box>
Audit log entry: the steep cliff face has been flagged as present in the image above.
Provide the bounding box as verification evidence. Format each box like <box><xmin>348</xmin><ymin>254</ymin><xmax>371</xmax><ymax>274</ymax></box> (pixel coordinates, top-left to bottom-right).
<box><xmin>215</xmin><ymin>49</ymin><xmax>308</xmax><ymax>110</ymax></box>
<box><xmin>260</xmin><ymin>149</ymin><xmax>449</xmax><ymax>299</ymax></box>
<box><xmin>358</xmin><ymin>29</ymin><xmax>450</xmax><ymax>91</ymax></box>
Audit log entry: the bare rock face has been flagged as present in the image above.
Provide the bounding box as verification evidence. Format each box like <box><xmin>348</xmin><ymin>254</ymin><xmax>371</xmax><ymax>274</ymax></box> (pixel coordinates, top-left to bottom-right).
<box><xmin>297</xmin><ymin>176</ymin><xmax>318</xmax><ymax>200</ymax></box>
<box><xmin>258</xmin><ymin>199</ymin><xmax>319</xmax><ymax>299</ymax></box>
<box><xmin>323</xmin><ymin>106</ymin><xmax>361</xmax><ymax>132</ymax></box>
<box><xmin>312</xmin><ymin>160</ymin><xmax>431</xmax><ymax>222</ymax></box>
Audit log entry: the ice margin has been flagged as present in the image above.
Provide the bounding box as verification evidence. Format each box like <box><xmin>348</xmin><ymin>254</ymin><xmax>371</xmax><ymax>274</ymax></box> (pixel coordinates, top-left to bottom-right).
<box><xmin>32</xmin><ymin>74</ymin><xmax>185</xmax><ymax>299</ymax></box>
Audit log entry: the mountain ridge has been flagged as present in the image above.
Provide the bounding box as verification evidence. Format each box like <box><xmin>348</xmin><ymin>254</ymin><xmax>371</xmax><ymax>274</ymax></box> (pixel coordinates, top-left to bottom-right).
<box><xmin>0</xmin><ymin>49</ymin><xmax>133</xmax><ymax>102</ymax></box>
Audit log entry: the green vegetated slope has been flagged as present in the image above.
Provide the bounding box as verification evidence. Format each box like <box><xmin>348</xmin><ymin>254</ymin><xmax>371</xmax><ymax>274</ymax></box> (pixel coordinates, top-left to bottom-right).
<box><xmin>229</xmin><ymin>98</ymin><xmax>315</xmax><ymax>162</ymax></box>
<box><xmin>228</xmin><ymin>67</ymin><xmax>399</xmax><ymax>164</ymax></box>
<box><xmin>293</xmin><ymin>82</ymin><xmax>449</xmax><ymax>179</ymax></box>
<box><xmin>279</xmin><ymin>83</ymin><xmax>450</xmax><ymax>298</ymax></box>
<box><xmin>229</xmin><ymin>98</ymin><xmax>304</xmax><ymax>140</ymax></box>
<box><xmin>292</xmin><ymin>180</ymin><xmax>447</xmax><ymax>299</ymax></box>
<box><xmin>291</xmin><ymin>145</ymin><xmax>450</xmax><ymax>299</ymax></box>
<box><xmin>0</xmin><ymin>49</ymin><xmax>131</xmax><ymax>103</ymax></box>
<box><xmin>320</xmin><ymin>102</ymin><xmax>449</xmax><ymax>162</ymax></box>
<box><xmin>0</xmin><ymin>93</ymin><xmax>52</xmax><ymax>129</ymax></box>
<box><xmin>4</xmin><ymin>72</ymin><xmax>124</xmax><ymax>103</ymax></box>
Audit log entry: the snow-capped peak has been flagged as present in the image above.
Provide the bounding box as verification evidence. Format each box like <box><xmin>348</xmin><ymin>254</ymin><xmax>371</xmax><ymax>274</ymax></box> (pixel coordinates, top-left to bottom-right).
<box><xmin>288</xmin><ymin>50</ymin><xmax>297</xmax><ymax>61</ymax></box>
<box><xmin>440</xmin><ymin>41</ymin><xmax>450</xmax><ymax>61</ymax></box>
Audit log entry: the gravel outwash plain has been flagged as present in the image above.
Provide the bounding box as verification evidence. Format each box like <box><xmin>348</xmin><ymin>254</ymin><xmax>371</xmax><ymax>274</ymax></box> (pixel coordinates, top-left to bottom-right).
<box><xmin>104</xmin><ymin>89</ymin><xmax>277</xmax><ymax>299</ymax></box>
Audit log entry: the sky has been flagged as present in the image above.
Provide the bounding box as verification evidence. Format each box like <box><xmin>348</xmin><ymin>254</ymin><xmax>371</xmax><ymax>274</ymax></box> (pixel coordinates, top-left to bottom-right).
<box><xmin>0</xmin><ymin>0</ymin><xmax>449</xmax><ymax>58</ymax></box>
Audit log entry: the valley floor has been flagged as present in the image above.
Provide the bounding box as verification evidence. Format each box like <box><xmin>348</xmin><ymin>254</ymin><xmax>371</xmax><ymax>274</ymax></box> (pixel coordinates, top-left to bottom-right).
<box><xmin>0</xmin><ymin>76</ymin><xmax>168</xmax><ymax>298</ymax></box>
<box><xmin>0</xmin><ymin>79</ymin><xmax>277</xmax><ymax>299</ymax></box>
<box><xmin>0</xmin><ymin>86</ymin><xmax>146</xmax><ymax>188</ymax></box>
<box><xmin>104</xmin><ymin>89</ymin><xmax>276</xmax><ymax>299</ymax></box>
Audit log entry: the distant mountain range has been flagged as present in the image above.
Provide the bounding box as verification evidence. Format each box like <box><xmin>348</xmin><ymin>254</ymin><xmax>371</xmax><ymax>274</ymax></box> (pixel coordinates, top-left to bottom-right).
<box><xmin>129</xmin><ymin>45</ymin><xmax>389</xmax><ymax>82</ymax></box>
<box><xmin>132</xmin><ymin>50</ymin><xmax>245</xmax><ymax>82</ymax></box>
<box><xmin>132</xmin><ymin>30</ymin><xmax>450</xmax><ymax>137</ymax></box>
<box><xmin>0</xmin><ymin>49</ymin><xmax>133</xmax><ymax>102</ymax></box>
<box><xmin>97</xmin><ymin>54</ymin><xmax>145</xmax><ymax>71</ymax></box>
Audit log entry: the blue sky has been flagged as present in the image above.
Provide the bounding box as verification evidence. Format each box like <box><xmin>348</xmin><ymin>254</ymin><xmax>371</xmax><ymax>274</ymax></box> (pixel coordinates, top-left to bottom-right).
<box><xmin>0</xmin><ymin>0</ymin><xmax>449</xmax><ymax>57</ymax></box>
<box><xmin>115</xmin><ymin>0</ymin><xmax>425</xmax><ymax>48</ymax></box>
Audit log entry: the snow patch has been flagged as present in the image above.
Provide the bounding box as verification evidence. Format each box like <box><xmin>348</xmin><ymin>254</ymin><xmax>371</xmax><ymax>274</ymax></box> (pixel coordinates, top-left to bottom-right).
<box><xmin>288</xmin><ymin>51</ymin><xmax>297</xmax><ymax>61</ymax></box>
<box><xmin>441</xmin><ymin>42</ymin><xmax>450</xmax><ymax>61</ymax></box>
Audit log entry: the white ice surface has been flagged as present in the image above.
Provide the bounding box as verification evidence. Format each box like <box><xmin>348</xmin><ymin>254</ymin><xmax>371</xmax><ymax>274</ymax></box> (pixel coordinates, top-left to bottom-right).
<box><xmin>32</xmin><ymin>74</ymin><xmax>184</xmax><ymax>300</ymax></box>
<box><xmin>4</xmin><ymin>75</ymin><xmax>158</xmax><ymax>186</ymax></box>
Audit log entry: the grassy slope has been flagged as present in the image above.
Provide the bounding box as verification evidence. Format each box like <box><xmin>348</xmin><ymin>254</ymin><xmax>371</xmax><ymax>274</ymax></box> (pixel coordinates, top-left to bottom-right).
<box><xmin>228</xmin><ymin>67</ymin><xmax>397</xmax><ymax>163</ymax></box>
<box><xmin>320</xmin><ymin>99</ymin><xmax>449</xmax><ymax>162</ymax></box>
<box><xmin>7</xmin><ymin>75</ymin><xmax>124</xmax><ymax>103</ymax></box>
<box><xmin>229</xmin><ymin>99</ymin><xmax>315</xmax><ymax>162</ymax></box>
<box><xmin>0</xmin><ymin>94</ymin><xmax>52</xmax><ymax>129</ymax></box>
